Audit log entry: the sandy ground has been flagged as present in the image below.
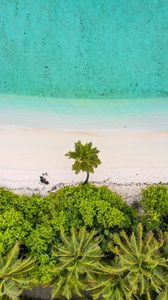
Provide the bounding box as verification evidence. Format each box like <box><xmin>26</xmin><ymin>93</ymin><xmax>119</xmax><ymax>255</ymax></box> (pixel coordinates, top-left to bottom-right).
<box><xmin>0</xmin><ymin>127</ymin><xmax>168</xmax><ymax>201</ymax></box>
<box><xmin>0</xmin><ymin>127</ymin><xmax>168</xmax><ymax>169</ymax></box>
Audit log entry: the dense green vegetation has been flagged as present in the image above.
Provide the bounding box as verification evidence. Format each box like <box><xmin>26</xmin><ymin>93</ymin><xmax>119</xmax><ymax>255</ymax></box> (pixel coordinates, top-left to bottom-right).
<box><xmin>0</xmin><ymin>183</ymin><xmax>168</xmax><ymax>299</ymax></box>
<box><xmin>88</xmin><ymin>223</ymin><xmax>168</xmax><ymax>300</ymax></box>
<box><xmin>141</xmin><ymin>184</ymin><xmax>168</xmax><ymax>230</ymax></box>
<box><xmin>0</xmin><ymin>184</ymin><xmax>136</xmax><ymax>286</ymax></box>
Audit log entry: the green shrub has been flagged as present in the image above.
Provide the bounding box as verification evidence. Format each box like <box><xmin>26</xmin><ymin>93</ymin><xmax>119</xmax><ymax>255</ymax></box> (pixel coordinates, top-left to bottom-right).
<box><xmin>0</xmin><ymin>208</ymin><xmax>32</xmax><ymax>254</ymax></box>
<box><xmin>141</xmin><ymin>185</ymin><xmax>168</xmax><ymax>230</ymax></box>
<box><xmin>0</xmin><ymin>189</ymin><xmax>57</xmax><ymax>284</ymax></box>
<box><xmin>0</xmin><ymin>188</ymin><xmax>20</xmax><ymax>211</ymax></box>
<box><xmin>46</xmin><ymin>184</ymin><xmax>136</xmax><ymax>232</ymax></box>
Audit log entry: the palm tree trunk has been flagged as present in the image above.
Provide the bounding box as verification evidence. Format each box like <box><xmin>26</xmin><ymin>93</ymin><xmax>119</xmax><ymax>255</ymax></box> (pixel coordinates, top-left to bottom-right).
<box><xmin>83</xmin><ymin>171</ymin><xmax>89</xmax><ymax>184</ymax></box>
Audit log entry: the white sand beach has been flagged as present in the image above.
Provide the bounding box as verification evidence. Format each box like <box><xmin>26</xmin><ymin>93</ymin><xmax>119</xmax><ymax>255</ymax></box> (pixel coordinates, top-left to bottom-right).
<box><xmin>0</xmin><ymin>127</ymin><xmax>168</xmax><ymax>201</ymax></box>
<box><xmin>1</xmin><ymin>127</ymin><xmax>168</xmax><ymax>169</ymax></box>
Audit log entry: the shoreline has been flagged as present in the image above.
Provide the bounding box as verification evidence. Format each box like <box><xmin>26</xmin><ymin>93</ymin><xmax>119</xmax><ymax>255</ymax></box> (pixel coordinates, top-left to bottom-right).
<box><xmin>0</xmin><ymin>167</ymin><xmax>168</xmax><ymax>203</ymax></box>
<box><xmin>0</xmin><ymin>95</ymin><xmax>168</xmax><ymax>132</ymax></box>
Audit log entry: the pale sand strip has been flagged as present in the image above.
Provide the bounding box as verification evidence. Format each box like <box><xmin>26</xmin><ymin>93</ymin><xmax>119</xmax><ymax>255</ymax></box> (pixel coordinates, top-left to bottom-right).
<box><xmin>0</xmin><ymin>127</ymin><xmax>168</xmax><ymax>201</ymax></box>
<box><xmin>0</xmin><ymin>128</ymin><xmax>168</xmax><ymax>170</ymax></box>
<box><xmin>0</xmin><ymin>168</ymin><xmax>168</xmax><ymax>203</ymax></box>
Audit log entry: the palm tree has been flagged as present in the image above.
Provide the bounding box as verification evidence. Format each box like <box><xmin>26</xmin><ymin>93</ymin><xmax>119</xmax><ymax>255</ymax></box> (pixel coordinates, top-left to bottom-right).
<box><xmin>51</xmin><ymin>227</ymin><xmax>103</xmax><ymax>299</ymax></box>
<box><xmin>65</xmin><ymin>141</ymin><xmax>101</xmax><ymax>184</ymax></box>
<box><xmin>90</xmin><ymin>271</ymin><xmax>133</xmax><ymax>300</ymax></box>
<box><xmin>0</xmin><ymin>241</ymin><xmax>35</xmax><ymax>300</ymax></box>
<box><xmin>90</xmin><ymin>224</ymin><xmax>168</xmax><ymax>300</ymax></box>
<box><xmin>103</xmin><ymin>224</ymin><xmax>168</xmax><ymax>299</ymax></box>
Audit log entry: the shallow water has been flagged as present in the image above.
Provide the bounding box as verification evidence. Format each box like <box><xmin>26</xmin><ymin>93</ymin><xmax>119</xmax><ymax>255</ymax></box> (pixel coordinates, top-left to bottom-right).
<box><xmin>0</xmin><ymin>94</ymin><xmax>168</xmax><ymax>131</ymax></box>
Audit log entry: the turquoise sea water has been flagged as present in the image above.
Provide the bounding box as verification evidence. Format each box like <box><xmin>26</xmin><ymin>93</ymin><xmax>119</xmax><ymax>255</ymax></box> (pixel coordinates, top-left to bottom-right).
<box><xmin>0</xmin><ymin>95</ymin><xmax>168</xmax><ymax>131</ymax></box>
<box><xmin>0</xmin><ymin>2</ymin><xmax>168</xmax><ymax>132</ymax></box>
<box><xmin>0</xmin><ymin>1</ymin><xmax>168</xmax><ymax>98</ymax></box>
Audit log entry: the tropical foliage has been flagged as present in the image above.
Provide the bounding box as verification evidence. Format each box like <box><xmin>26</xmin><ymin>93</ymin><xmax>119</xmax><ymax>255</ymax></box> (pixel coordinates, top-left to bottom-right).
<box><xmin>65</xmin><ymin>140</ymin><xmax>101</xmax><ymax>183</ymax></box>
<box><xmin>0</xmin><ymin>184</ymin><xmax>135</xmax><ymax>285</ymax></box>
<box><xmin>141</xmin><ymin>185</ymin><xmax>168</xmax><ymax>230</ymax></box>
<box><xmin>51</xmin><ymin>228</ymin><xmax>102</xmax><ymax>299</ymax></box>
<box><xmin>46</xmin><ymin>184</ymin><xmax>136</xmax><ymax>232</ymax></box>
<box><xmin>89</xmin><ymin>224</ymin><xmax>168</xmax><ymax>300</ymax></box>
<box><xmin>0</xmin><ymin>184</ymin><xmax>167</xmax><ymax>299</ymax></box>
<box><xmin>156</xmin><ymin>288</ymin><xmax>168</xmax><ymax>300</ymax></box>
<box><xmin>0</xmin><ymin>241</ymin><xmax>35</xmax><ymax>299</ymax></box>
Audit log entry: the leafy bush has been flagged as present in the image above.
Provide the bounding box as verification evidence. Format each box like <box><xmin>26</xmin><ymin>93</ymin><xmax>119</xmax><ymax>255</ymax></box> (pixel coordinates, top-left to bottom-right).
<box><xmin>46</xmin><ymin>184</ymin><xmax>136</xmax><ymax>232</ymax></box>
<box><xmin>0</xmin><ymin>188</ymin><xmax>20</xmax><ymax>211</ymax></box>
<box><xmin>0</xmin><ymin>189</ymin><xmax>57</xmax><ymax>284</ymax></box>
<box><xmin>0</xmin><ymin>208</ymin><xmax>31</xmax><ymax>254</ymax></box>
<box><xmin>141</xmin><ymin>185</ymin><xmax>168</xmax><ymax>230</ymax></box>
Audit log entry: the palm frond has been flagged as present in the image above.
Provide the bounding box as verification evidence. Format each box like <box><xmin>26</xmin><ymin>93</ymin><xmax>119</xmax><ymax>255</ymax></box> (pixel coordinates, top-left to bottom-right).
<box><xmin>0</xmin><ymin>242</ymin><xmax>36</xmax><ymax>299</ymax></box>
<box><xmin>65</xmin><ymin>141</ymin><xmax>101</xmax><ymax>182</ymax></box>
<box><xmin>104</xmin><ymin>224</ymin><xmax>168</xmax><ymax>299</ymax></box>
<box><xmin>51</xmin><ymin>227</ymin><xmax>102</xmax><ymax>299</ymax></box>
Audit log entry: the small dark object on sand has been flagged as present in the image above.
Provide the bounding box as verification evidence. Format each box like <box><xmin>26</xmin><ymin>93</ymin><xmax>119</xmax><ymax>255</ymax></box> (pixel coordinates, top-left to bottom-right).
<box><xmin>40</xmin><ymin>173</ymin><xmax>49</xmax><ymax>185</ymax></box>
